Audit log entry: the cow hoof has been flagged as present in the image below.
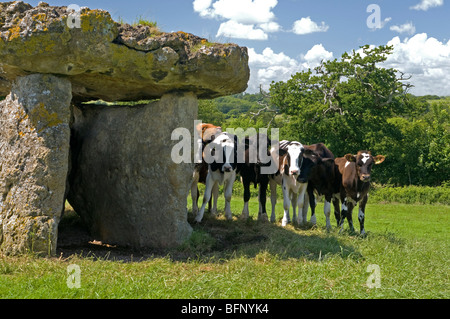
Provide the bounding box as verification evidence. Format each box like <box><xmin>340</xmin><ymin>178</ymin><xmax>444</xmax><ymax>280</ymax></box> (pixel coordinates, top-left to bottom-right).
<box><xmin>258</xmin><ymin>213</ymin><xmax>269</xmax><ymax>222</ymax></box>
<box><xmin>281</xmin><ymin>219</ymin><xmax>288</xmax><ymax>227</ymax></box>
<box><xmin>240</xmin><ymin>213</ymin><xmax>249</xmax><ymax>220</ymax></box>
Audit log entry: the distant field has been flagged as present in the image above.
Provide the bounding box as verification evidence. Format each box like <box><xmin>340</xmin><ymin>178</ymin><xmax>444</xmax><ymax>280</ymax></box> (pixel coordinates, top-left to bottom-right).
<box><xmin>0</xmin><ymin>196</ymin><xmax>448</xmax><ymax>299</ymax></box>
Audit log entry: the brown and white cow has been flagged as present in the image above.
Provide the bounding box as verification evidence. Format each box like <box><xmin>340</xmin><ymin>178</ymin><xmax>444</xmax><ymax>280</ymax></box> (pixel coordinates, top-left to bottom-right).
<box><xmin>301</xmin><ymin>143</ymin><xmax>341</xmax><ymax>231</ymax></box>
<box><xmin>269</xmin><ymin>140</ymin><xmax>321</xmax><ymax>226</ymax></box>
<box><xmin>335</xmin><ymin>151</ymin><xmax>385</xmax><ymax>235</ymax></box>
<box><xmin>190</xmin><ymin>123</ymin><xmax>222</xmax><ymax>216</ymax></box>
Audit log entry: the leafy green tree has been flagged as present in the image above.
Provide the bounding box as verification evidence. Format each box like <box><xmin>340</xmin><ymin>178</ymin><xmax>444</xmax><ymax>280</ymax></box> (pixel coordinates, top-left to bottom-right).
<box><xmin>197</xmin><ymin>99</ymin><xmax>225</xmax><ymax>126</ymax></box>
<box><xmin>269</xmin><ymin>45</ymin><xmax>417</xmax><ymax>184</ymax></box>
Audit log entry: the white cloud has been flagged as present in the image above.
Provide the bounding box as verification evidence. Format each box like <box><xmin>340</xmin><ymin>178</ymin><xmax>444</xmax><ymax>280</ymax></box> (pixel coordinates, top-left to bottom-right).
<box><xmin>385</xmin><ymin>33</ymin><xmax>450</xmax><ymax>95</ymax></box>
<box><xmin>390</xmin><ymin>22</ymin><xmax>416</xmax><ymax>35</ymax></box>
<box><xmin>210</xmin><ymin>0</ymin><xmax>278</xmax><ymax>24</ymax></box>
<box><xmin>302</xmin><ymin>44</ymin><xmax>334</xmax><ymax>69</ymax></box>
<box><xmin>247</xmin><ymin>35</ymin><xmax>450</xmax><ymax>96</ymax></box>
<box><xmin>193</xmin><ymin>0</ymin><xmax>280</xmax><ymax>40</ymax></box>
<box><xmin>292</xmin><ymin>17</ymin><xmax>329</xmax><ymax>35</ymax></box>
<box><xmin>217</xmin><ymin>20</ymin><xmax>268</xmax><ymax>40</ymax></box>
<box><xmin>378</xmin><ymin>17</ymin><xmax>392</xmax><ymax>30</ymax></box>
<box><xmin>259</xmin><ymin>21</ymin><xmax>281</xmax><ymax>33</ymax></box>
<box><xmin>410</xmin><ymin>0</ymin><xmax>444</xmax><ymax>11</ymax></box>
<box><xmin>247</xmin><ymin>45</ymin><xmax>333</xmax><ymax>93</ymax></box>
<box><xmin>193</xmin><ymin>0</ymin><xmax>213</xmax><ymax>16</ymax></box>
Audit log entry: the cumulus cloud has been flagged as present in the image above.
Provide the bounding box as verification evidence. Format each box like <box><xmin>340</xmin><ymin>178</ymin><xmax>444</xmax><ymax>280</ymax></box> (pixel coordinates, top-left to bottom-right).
<box><xmin>247</xmin><ymin>47</ymin><xmax>301</xmax><ymax>92</ymax></box>
<box><xmin>302</xmin><ymin>44</ymin><xmax>334</xmax><ymax>69</ymax></box>
<box><xmin>410</xmin><ymin>0</ymin><xmax>444</xmax><ymax>11</ymax></box>
<box><xmin>193</xmin><ymin>0</ymin><xmax>280</xmax><ymax>40</ymax></box>
<box><xmin>385</xmin><ymin>33</ymin><xmax>450</xmax><ymax>95</ymax></box>
<box><xmin>247</xmin><ymin>35</ymin><xmax>450</xmax><ymax>96</ymax></box>
<box><xmin>247</xmin><ymin>45</ymin><xmax>334</xmax><ymax>92</ymax></box>
<box><xmin>390</xmin><ymin>22</ymin><xmax>416</xmax><ymax>35</ymax></box>
<box><xmin>217</xmin><ymin>20</ymin><xmax>268</xmax><ymax>40</ymax></box>
<box><xmin>292</xmin><ymin>17</ymin><xmax>329</xmax><ymax>35</ymax></box>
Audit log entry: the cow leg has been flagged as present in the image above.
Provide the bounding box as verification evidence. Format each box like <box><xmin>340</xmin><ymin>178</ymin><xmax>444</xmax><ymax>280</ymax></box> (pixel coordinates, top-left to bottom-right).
<box><xmin>211</xmin><ymin>183</ymin><xmax>219</xmax><ymax>216</ymax></box>
<box><xmin>296</xmin><ymin>183</ymin><xmax>308</xmax><ymax>225</ymax></box>
<box><xmin>190</xmin><ymin>172</ymin><xmax>200</xmax><ymax>215</ymax></box>
<box><xmin>223</xmin><ymin>172</ymin><xmax>235</xmax><ymax>221</ymax></box>
<box><xmin>339</xmin><ymin>194</ymin><xmax>348</xmax><ymax>233</ymax></box>
<box><xmin>241</xmin><ymin>177</ymin><xmax>251</xmax><ymax>219</ymax></box>
<box><xmin>358</xmin><ymin>194</ymin><xmax>368</xmax><ymax>236</ymax></box>
<box><xmin>342</xmin><ymin>197</ymin><xmax>356</xmax><ymax>234</ymax></box>
<box><xmin>291</xmin><ymin>191</ymin><xmax>298</xmax><ymax>225</ymax></box>
<box><xmin>332</xmin><ymin>193</ymin><xmax>341</xmax><ymax>227</ymax></box>
<box><xmin>302</xmin><ymin>191</ymin><xmax>310</xmax><ymax>224</ymax></box>
<box><xmin>258</xmin><ymin>177</ymin><xmax>269</xmax><ymax>221</ymax></box>
<box><xmin>270</xmin><ymin>179</ymin><xmax>278</xmax><ymax>223</ymax></box>
<box><xmin>304</xmin><ymin>188</ymin><xmax>316</xmax><ymax>226</ymax></box>
<box><xmin>195</xmin><ymin>173</ymin><xmax>215</xmax><ymax>223</ymax></box>
<box><xmin>324</xmin><ymin>195</ymin><xmax>332</xmax><ymax>231</ymax></box>
<box><xmin>282</xmin><ymin>182</ymin><xmax>291</xmax><ymax>227</ymax></box>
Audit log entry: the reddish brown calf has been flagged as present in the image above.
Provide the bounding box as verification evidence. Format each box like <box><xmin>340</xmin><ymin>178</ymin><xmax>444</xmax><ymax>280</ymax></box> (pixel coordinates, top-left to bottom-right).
<box><xmin>335</xmin><ymin>151</ymin><xmax>385</xmax><ymax>235</ymax></box>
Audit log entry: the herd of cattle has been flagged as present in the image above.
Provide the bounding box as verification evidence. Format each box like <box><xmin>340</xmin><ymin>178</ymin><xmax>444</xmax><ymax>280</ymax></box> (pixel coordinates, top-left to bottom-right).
<box><xmin>190</xmin><ymin>123</ymin><xmax>385</xmax><ymax>235</ymax></box>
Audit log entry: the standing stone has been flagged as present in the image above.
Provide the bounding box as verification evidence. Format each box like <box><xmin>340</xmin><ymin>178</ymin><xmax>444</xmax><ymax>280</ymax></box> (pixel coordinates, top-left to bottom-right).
<box><xmin>68</xmin><ymin>93</ymin><xmax>195</xmax><ymax>249</ymax></box>
<box><xmin>0</xmin><ymin>74</ymin><xmax>72</xmax><ymax>256</ymax></box>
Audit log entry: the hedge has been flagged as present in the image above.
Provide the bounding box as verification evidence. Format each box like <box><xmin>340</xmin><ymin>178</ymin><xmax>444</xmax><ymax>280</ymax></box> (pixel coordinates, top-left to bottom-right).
<box><xmin>196</xmin><ymin>182</ymin><xmax>450</xmax><ymax>206</ymax></box>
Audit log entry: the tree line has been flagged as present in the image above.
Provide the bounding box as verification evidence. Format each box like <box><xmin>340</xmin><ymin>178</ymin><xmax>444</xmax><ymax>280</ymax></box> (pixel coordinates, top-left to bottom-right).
<box><xmin>198</xmin><ymin>45</ymin><xmax>449</xmax><ymax>187</ymax></box>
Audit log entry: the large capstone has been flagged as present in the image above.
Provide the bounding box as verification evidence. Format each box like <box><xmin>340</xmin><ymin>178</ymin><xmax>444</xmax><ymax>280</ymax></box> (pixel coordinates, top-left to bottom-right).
<box><xmin>0</xmin><ymin>74</ymin><xmax>72</xmax><ymax>256</ymax></box>
<box><xmin>68</xmin><ymin>93</ymin><xmax>196</xmax><ymax>249</ymax></box>
<box><xmin>0</xmin><ymin>2</ymin><xmax>250</xmax><ymax>101</ymax></box>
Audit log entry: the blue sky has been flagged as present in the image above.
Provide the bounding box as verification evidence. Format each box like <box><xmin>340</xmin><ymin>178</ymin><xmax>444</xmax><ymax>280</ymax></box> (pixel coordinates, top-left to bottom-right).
<box><xmin>25</xmin><ymin>0</ymin><xmax>450</xmax><ymax>95</ymax></box>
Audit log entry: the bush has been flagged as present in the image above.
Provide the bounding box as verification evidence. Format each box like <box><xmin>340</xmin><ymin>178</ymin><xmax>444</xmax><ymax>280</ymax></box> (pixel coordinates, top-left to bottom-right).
<box><xmin>370</xmin><ymin>184</ymin><xmax>450</xmax><ymax>205</ymax></box>
<box><xmin>196</xmin><ymin>178</ymin><xmax>449</xmax><ymax>205</ymax></box>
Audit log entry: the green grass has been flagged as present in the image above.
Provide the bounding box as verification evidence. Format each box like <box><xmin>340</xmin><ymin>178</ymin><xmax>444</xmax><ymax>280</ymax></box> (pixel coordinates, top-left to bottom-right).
<box><xmin>0</xmin><ymin>195</ymin><xmax>448</xmax><ymax>299</ymax></box>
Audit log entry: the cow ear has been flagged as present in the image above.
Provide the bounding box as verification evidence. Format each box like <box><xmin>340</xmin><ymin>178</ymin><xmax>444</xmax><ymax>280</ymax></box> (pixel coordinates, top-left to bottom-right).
<box><xmin>345</xmin><ymin>154</ymin><xmax>356</xmax><ymax>162</ymax></box>
<box><xmin>374</xmin><ymin>155</ymin><xmax>385</xmax><ymax>165</ymax></box>
<box><xmin>303</xmin><ymin>148</ymin><xmax>317</xmax><ymax>157</ymax></box>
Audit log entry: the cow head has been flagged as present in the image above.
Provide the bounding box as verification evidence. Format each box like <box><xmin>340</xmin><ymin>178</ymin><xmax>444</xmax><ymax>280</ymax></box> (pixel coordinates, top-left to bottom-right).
<box><xmin>345</xmin><ymin>151</ymin><xmax>385</xmax><ymax>182</ymax></box>
<box><xmin>297</xmin><ymin>148</ymin><xmax>322</xmax><ymax>183</ymax></box>
<box><xmin>207</xmin><ymin>132</ymin><xmax>238</xmax><ymax>173</ymax></box>
<box><xmin>196</xmin><ymin>123</ymin><xmax>222</xmax><ymax>145</ymax></box>
<box><xmin>278</xmin><ymin>142</ymin><xmax>321</xmax><ymax>182</ymax></box>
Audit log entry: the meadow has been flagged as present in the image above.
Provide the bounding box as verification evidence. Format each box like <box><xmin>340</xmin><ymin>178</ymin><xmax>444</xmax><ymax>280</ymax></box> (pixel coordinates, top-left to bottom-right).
<box><xmin>0</xmin><ymin>194</ymin><xmax>448</xmax><ymax>299</ymax></box>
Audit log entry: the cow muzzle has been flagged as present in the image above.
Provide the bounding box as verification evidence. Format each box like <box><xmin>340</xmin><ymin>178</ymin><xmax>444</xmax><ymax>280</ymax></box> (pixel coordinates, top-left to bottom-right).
<box><xmin>290</xmin><ymin>170</ymin><xmax>299</xmax><ymax>176</ymax></box>
<box><xmin>360</xmin><ymin>174</ymin><xmax>371</xmax><ymax>182</ymax></box>
<box><xmin>223</xmin><ymin>164</ymin><xmax>233</xmax><ymax>172</ymax></box>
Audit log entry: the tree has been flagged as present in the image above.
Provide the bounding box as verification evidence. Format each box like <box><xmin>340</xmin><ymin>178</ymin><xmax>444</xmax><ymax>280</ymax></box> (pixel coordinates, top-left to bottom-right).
<box><xmin>197</xmin><ymin>99</ymin><xmax>225</xmax><ymax>126</ymax></box>
<box><xmin>269</xmin><ymin>45</ymin><xmax>416</xmax><ymax>184</ymax></box>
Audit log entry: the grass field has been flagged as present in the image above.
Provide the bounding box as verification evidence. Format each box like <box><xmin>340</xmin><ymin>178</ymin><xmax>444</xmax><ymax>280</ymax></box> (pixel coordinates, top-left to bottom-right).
<box><xmin>0</xmin><ymin>195</ymin><xmax>448</xmax><ymax>299</ymax></box>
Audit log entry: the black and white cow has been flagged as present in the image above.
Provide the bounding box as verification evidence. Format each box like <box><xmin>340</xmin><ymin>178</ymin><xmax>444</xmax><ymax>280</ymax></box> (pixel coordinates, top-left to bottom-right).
<box><xmin>238</xmin><ymin>133</ymin><xmax>274</xmax><ymax>221</ymax></box>
<box><xmin>269</xmin><ymin>140</ymin><xmax>320</xmax><ymax>226</ymax></box>
<box><xmin>335</xmin><ymin>151</ymin><xmax>385</xmax><ymax>235</ymax></box>
<box><xmin>195</xmin><ymin>132</ymin><xmax>238</xmax><ymax>223</ymax></box>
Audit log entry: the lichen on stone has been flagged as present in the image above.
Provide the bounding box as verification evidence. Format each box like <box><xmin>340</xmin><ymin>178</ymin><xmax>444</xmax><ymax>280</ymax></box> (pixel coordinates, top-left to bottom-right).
<box><xmin>0</xmin><ymin>1</ymin><xmax>249</xmax><ymax>101</ymax></box>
